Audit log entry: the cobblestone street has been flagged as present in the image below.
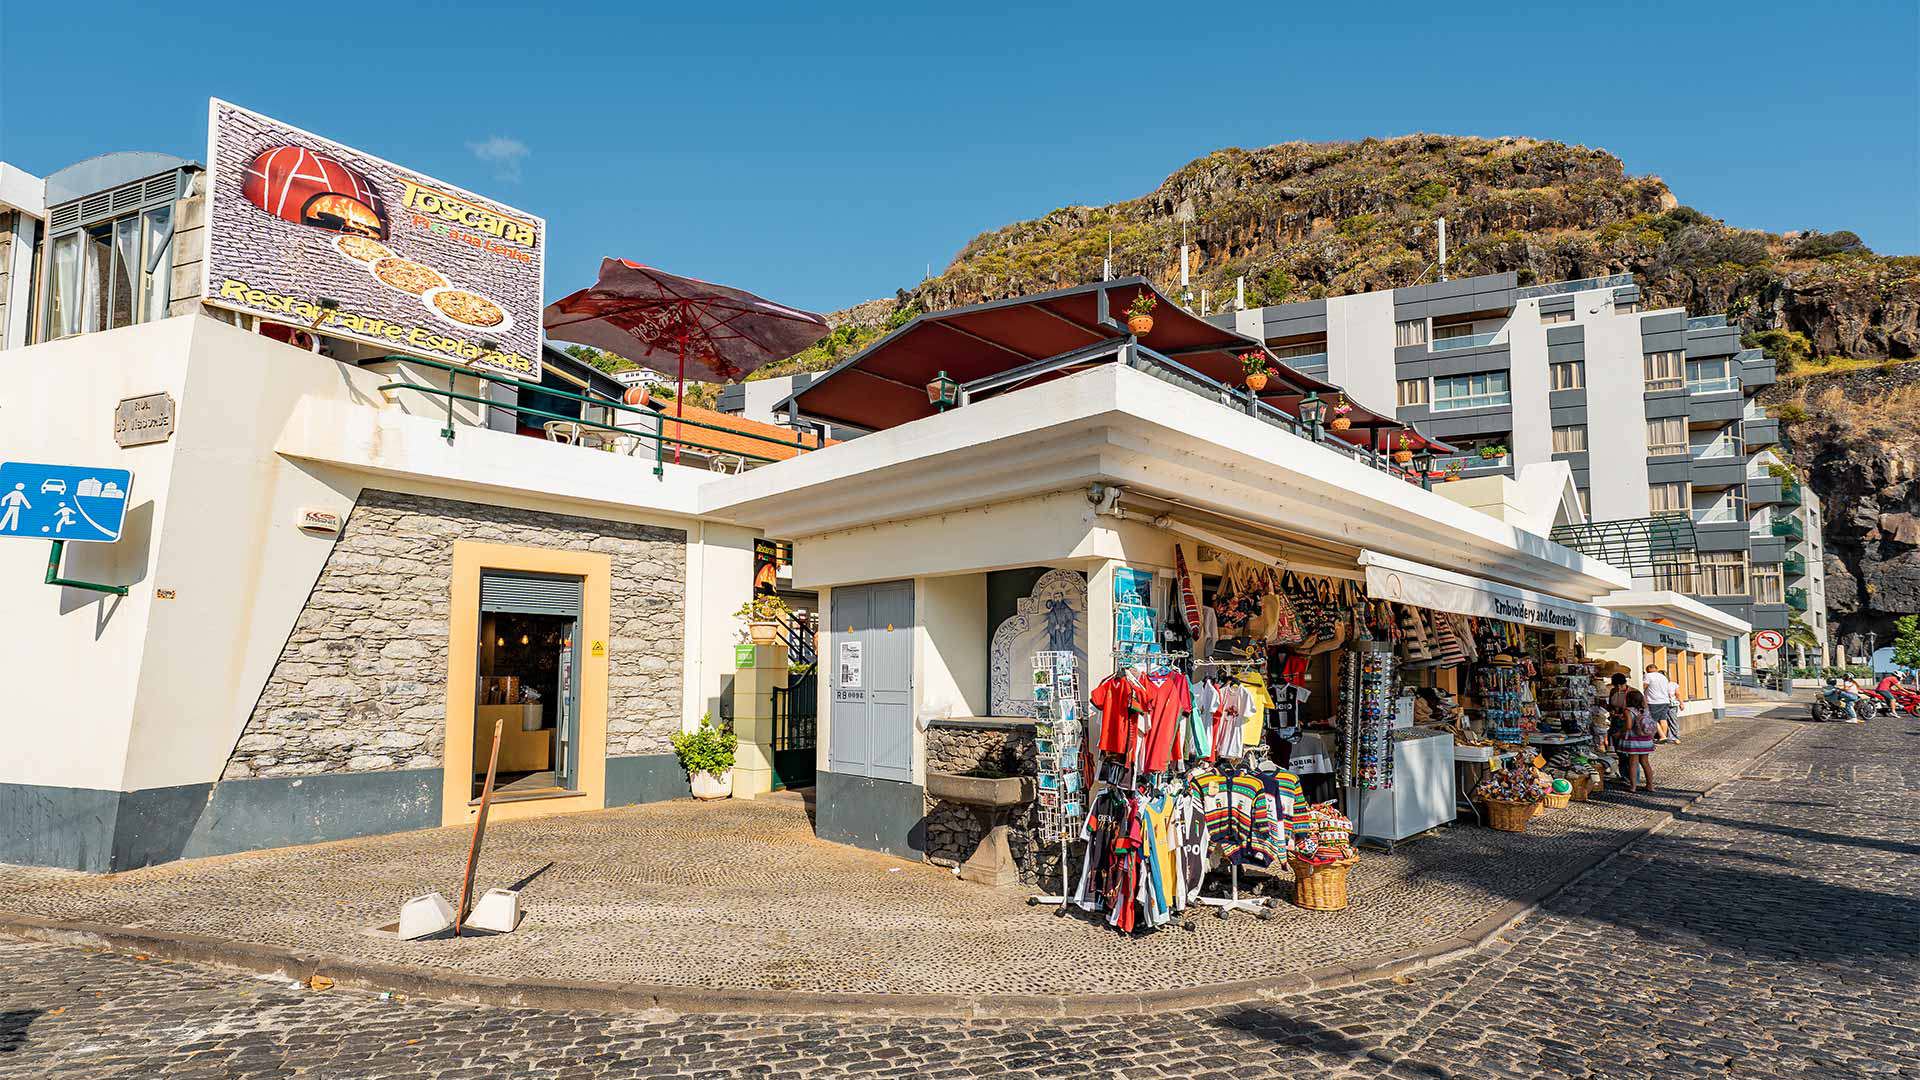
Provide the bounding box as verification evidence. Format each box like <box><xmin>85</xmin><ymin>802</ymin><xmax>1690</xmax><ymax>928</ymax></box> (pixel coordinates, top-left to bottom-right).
<box><xmin>4</xmin><ymin>712</ymin><xmax>1915</xmax><ymax>1078</ymax></box>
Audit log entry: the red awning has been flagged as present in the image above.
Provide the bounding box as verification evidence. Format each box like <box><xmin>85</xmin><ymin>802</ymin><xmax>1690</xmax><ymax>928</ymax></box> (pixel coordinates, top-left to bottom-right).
<box><xmin>782</xmin><ymin>279</ymin><xmax>1334</xmax><ymax>431</ymax></box>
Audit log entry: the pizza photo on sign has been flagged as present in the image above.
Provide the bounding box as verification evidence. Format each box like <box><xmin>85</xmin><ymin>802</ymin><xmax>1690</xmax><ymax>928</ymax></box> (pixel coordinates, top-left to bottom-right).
<box><xmin>204</xmin><ymin>99</ymin><xmax>545</xmax><ymax>377</ymax></box>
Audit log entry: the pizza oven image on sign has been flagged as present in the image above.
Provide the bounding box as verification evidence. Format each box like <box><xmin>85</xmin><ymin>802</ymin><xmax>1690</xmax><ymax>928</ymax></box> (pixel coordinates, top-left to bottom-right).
<box><xmin>242</xmin><ymin>146</ymin><xmax>387</xmax><ymax>238</ymax></box>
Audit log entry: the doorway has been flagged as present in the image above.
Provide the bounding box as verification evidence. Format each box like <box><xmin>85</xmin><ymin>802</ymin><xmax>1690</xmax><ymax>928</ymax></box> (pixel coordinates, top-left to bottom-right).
<box><xmin>828</xmin><ymin>581</ymin><xmax>914</xmax><ymax>783</ymax></box>
<box><xmin>475</xmin><ymin>570</ymin><xmax>584</xmax><ymax>798</ymax></box>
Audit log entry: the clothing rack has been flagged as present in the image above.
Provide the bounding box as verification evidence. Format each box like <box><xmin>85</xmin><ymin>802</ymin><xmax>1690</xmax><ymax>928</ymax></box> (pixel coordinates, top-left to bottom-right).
<box><xmin>1194</xmin><ymin>750</ymin><xmax>1276</xmax><ymax>921</ymax></box>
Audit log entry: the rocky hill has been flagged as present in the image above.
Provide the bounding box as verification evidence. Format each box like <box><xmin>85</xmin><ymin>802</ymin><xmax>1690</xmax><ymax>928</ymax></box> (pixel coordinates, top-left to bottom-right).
<box><xmin>1762</xmin><ymin>363</ymin><xmax>1920</xmax><ymax>651</ymax></box>
<box><xmin>767</xmin><ymin>135</ymin><xmax>1915</xmax><ymax>380</ymax></box>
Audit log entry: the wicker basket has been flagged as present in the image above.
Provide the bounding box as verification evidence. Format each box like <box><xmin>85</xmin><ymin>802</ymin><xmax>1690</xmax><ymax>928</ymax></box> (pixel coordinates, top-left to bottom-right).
<box><xmin>1570</xmin><ymin>774</ymin><xmax>1592</xmax><ymax>802</ymax></box>
<box><xmin>1289</xmin><ymin>855</ymin><xmax>1358</xmax><ymax>911</ymax></box>
<box><xmin>1482</xmin><ymin>797</ymin><xmax>1540</xmax><ymax>833</ymax></box>
<box><xmin>1543</xmin><ymin>790</ymin><xmax>1572</xmax><ymax>810</ymax></box>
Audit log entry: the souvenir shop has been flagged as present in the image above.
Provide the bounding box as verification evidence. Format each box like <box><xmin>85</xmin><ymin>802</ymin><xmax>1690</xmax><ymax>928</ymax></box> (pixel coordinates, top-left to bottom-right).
<box><xmin>1024</xmin><ymin>533</ymin><xmax>1692</xmax><ymax>933</ymax></box>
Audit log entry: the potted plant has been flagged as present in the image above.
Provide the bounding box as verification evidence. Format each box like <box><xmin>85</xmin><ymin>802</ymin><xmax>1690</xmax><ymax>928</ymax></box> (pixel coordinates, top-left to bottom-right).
<box><xmin>1125</xmin><ymin>291</ymin><xmax>1157</xmax><ymax>335</ymax></box>
<box><xmin>672</xmin><ymin>713</ymin><xmax>737</xmax><ymax>800</ymax></box>
<box><xmin>734</xmin><ymin>593</ymin><xmax>793</xmax><ymax>646</ymax></box>
<box><xmin>1239</xmin><ymin>350</ymin><xmax>1272</xmax><ymax>392</ymax></box>
<box><xmin>1329</xmin><ymin>393</ymin><xmax>1353</xmax><ymax>432</ymax></box>
<box><xmin>1443</xmin><ymin>460</ymin><xmax>1465</xmax><ymax>483</ymax></box>
<box><xmin>1478</xmin><ymin>444</ymin><xmax>1508</xmax><ymax>460</ymax></box>
<box><xmin>1392</xmin><ymin>432</ymin><xmax>1414</xmax><ymax>465</ymax></box>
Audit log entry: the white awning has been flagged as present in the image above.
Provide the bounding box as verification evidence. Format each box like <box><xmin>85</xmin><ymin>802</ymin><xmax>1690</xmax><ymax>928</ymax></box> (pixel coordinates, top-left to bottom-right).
<box><xmin>1357</xmin><ymin>551</ymin><xmax>1694</xmax><ymax>649</ymax></box>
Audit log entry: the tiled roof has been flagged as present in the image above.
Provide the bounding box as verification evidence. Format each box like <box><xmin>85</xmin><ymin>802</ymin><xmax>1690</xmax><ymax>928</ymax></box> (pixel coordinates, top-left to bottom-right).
<box><xmin>657</xmin><ymin>403</ymin><xmax>827</xmax><ymax>462</ymax></box>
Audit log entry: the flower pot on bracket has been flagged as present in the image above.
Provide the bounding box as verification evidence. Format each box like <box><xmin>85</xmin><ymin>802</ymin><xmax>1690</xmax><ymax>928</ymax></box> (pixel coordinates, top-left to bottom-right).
<box><xmin>1245</xmin><ymin>372</ymin><xmax>1269</xmax><ymax>393</ymax></box>
<box><xmin>749</xmin><ymin>620</ymin><xmax>778</xmax><ymax>646</ymax></box>
<box><xmin>1329</xmin><ymin>416</ymin><xmax>1352</xmax><ymax>431</ymax></box>
<box><xmin>1126</xmin><ymin>314</ymin><xmax>1154</xmax><ymax>336</ymax></box>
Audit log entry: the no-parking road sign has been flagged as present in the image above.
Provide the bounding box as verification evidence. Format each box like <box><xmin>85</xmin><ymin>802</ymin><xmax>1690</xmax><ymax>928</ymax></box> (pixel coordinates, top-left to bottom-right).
<box><xmin>0</xmin><ymin>461</ymin><xmax>134</xmax><ymax>543</ymax></box>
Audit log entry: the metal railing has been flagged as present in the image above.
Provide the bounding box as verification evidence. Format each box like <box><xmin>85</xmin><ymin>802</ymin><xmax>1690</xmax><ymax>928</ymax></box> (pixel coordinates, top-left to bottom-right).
<box><xmin>1515</xmin><ymin>273</ymin><xmax>1636</xmax><ymax>299</ymax></box>
<box><xmin>1124</xmin><ymin>345</ymin><xmax>1425</xmax><ymax>482</ymax></box>
<box><xmin>1686</xmin><ymin>315</ymin><xmax>1730</xmax><ymax>330</ymax></box>
<box><xmin>1430</xmin><ymin>330</ymin><xmax>1502</xmax><ymax>352</ymax></box>
<box><xmin>1687</xmin><ymin>375</ymin><xmax>1742</xmax><ymax>395</ymax></box>
<box><xmin>371</xmin><ymin>354</ymin><xmax>817</xmax><ymax>478</ymax></box>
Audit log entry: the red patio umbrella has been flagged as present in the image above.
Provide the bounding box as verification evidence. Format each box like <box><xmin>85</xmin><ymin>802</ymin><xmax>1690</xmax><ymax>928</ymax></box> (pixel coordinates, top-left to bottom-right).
<box><xmin>543</xmin><ymin>259</ymin><xmax>831</xmax><ymax>441</ymax></box>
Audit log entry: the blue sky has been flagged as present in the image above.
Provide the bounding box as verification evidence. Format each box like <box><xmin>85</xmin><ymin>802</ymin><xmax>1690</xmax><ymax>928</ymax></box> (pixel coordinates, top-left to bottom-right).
<box><xmin>3</xmin><ymin>1</ymin><xmax>1914</xmax><ymax>314</ymax></box>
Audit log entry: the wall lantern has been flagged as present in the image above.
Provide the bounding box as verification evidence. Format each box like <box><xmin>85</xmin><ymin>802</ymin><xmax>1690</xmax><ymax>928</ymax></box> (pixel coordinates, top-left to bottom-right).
<box><xmin>1296</xmin><ymin>390</ymin><xmax>1327</xmax><ymax>435</ymax></box>
<box><xmin>926</xmin><ymin>370</ymin><xmax>960</xmax><ymax>412</ymax></box>
<box><xmin>1412</xmin><ymin>445</ymin><xmax>1436</xmax><ymax>491</ymax></box>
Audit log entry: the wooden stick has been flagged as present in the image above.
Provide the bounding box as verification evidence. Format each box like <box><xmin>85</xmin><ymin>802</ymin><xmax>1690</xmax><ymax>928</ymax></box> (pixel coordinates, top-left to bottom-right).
<box><xmin>456</xmin><ymin>718</ymin><xmax>503</xmax><ymax>936</ymax></box>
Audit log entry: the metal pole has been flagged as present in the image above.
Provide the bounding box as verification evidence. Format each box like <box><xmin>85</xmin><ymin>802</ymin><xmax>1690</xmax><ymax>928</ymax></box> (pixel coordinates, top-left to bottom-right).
<box><xmin>44</xmin><ymin>540</ymin><xmax>128</xmax><ymax>597</ymax></box>
<box><xmin>442</xmin><ymin>368</ymin><xmax>457</xmax><ymax>441</ymax></box>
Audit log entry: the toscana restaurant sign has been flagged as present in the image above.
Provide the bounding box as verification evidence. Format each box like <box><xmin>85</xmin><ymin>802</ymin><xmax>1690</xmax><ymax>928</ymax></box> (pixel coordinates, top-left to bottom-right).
<box><xmin>203</xmin><ymin>99</ymin><xmax>544</xmax><ymax>377</ymax></box>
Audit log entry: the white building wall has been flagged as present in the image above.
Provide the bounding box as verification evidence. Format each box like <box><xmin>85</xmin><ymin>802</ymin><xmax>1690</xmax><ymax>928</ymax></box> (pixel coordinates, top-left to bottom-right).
<box><xmin>1325</xmin><ymin>289</ymin><xmax>1398</xmax><ymax>416</ymax></box>
<box><xmin>1582</xmin><ymin>302</ymin><xmax>1654</xmax><ymax>521</ymax></box>
<box><xmin>0</xmin><ymin>314</ymin><xmax>754</xmax><ymax>797</ymax></box>
<box><xmin>1507</xmin><ymin>300</ymin><xmax>1552</xmax><ymax>468</ymax></box>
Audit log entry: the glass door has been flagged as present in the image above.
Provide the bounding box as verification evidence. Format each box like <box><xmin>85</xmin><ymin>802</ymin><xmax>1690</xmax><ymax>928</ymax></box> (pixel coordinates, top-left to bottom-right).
<box><xmin>554</xmin><ymin>622</ymin><xmax>580</xmax><ymax>790</ymax></box>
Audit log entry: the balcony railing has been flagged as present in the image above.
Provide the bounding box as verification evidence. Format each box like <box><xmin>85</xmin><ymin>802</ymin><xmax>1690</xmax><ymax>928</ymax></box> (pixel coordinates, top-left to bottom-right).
<box><xmin>1691</xmin><ymin>437</ymin><xmax>1743</xmax><ymax>461</ymax></box>
<box><xmin>1123</xmin><ymin>345</ymin><xmax>1430</xmax><ymax>483</ymax></box>
<box><xmin>1271</xmin><ymin>351</ymin><xmax>1328</xmax><ymax>370</ymax></box>
<box><xmin>1772</xmin><ymin>516</ymin><xmax>1806</xmax><ymax>541</ymax></box>
<box><xmin>1515</xmin><ymin>273</ymin><xmax>1637</xmax><ymax>299</ymax></box>
<box><xmin>1786</xmin><ymin>586</ymin><xmax>1809</xmax><ymax>612</ymax></box>
<box><xmin>1432</xmin><ymin>450</ymin><xmax>1511</xmax><ymax>472</ymax></box>
<box><xmin>1687</xmin><ymin>375</ymin><xmax>1742</xmax><ymax>395</ymax></box>
<box><xmin>1783</xmin><ymin>552</ymin><xmax>1808</xmax><ymax>579</ymax></box>
<box><xmin>1430</xmin><ymin>330</ymin><xmax>1502</xmax><ymax>352</ymax></box>
<box><xmin>371</xmin><ymin>354</ymin><xmax>816</xmax><ymax>478</ymax></box>
<box><xmin>1686</xmin><ymin>315</ymin><xmax>1730</xmax><ymax>330</ymax></box>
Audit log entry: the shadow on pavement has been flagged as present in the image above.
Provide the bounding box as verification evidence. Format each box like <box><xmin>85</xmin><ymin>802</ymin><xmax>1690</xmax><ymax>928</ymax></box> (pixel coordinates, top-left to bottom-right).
<box><xmin>1671</xmin><ymin>811</ymin><xmax>1920</xmax><ymax>859</ymax></box>
<box><xmin>1209</xmin><ymin>1009</ymin><xmax>1453</xmax><ymax>1078</ymax></box>
<box><xmin>0</xmin><ymin>1009</ymin><xmax>41</xmax><ymax>1053</ymax></box>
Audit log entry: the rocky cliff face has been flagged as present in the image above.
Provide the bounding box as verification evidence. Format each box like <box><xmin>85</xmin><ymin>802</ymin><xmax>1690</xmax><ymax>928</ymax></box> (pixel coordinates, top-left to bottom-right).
<box><xmin>1762</xmin><ymin>364</ymin><xmax>1920</xmax><ymax>650</ymax></box>
<box><xmin>905</xmin><ymin>135</ymin><xmax>1917</xmax><ymax>361</ymax></box>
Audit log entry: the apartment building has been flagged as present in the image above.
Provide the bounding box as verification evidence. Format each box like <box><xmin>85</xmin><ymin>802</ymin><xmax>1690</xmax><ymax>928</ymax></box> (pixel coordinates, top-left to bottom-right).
<box><xmin>1214</xmin><ymin>270</ymin><xmax>1828</xmax><ymax>672</ymax></box>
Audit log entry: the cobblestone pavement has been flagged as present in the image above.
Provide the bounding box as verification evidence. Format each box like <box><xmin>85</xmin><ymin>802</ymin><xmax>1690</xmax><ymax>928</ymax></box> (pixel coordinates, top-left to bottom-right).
<box><xmin>0</xmin><ymin>718</ymin><xmax>1795</xmax><ymax>997</ymax></box>
<box><xmin>5</xmin><ymin>710</ymin><xmax>1914</xmax><ymax>1077</ymax></box>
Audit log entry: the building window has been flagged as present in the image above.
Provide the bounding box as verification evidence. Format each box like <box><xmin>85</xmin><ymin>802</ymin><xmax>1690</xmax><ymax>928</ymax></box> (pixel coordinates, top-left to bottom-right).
<box><xmin>1649</xmin><ymin>481</ymin><xmax>1691</xmax><ymax>515</ymax></box>
<box><xmin>1617</xmin><ymin>300</ymin><xmax>1642</xmax><ymax>314</ymax></box>
<box><xmin>1575</xmin><ymin>487</ymin><xmax>1591</xmax><ymax>518</ymax></box>
<box><xmin>1650</xmin><ymin>553</ymin><xmax>1696</xmax><ymax>592</ymax></box>
<box><xmin>1644</xmin><ymin>350</ymin><xmax>1684</xmax><ymax>391</ymax></box>
<box><xmin>1552</xmin><ymin>425</ymin><xmax>1588</xmax><ymax>453</ymax></box>
<box><xmin>1395</xmin><ymin>319</ymin><xmax>1428</xmax><ymax>347</ymax></box>
<box><xmin>44</xmin><ymin>201</ymin><xmax>177</xmax><ymax>341</ymax></box>
<box><xmin>1550</xmin><ymin>360</ymin><xmax>1584</xmax><ymax>391</ymax></box>
<box><xmin>1396</xmin><ymin>378</ymin><xmax>1428</xmax><ymax>408</ymax></box>
<box><xmin>1647</xmin><ymin>416</ymin><xmax>1688</xmax><ymax>456</ymax></box>
<box><xmin>1540</xmin><ymin>309</ymin><xmax>1574</xmax><ymax>325</ymax></box>
<box><xmin>1431</xmin><ymin>371</ymin><xmax>1510</xmax><ymax>412</ymax></box>
<box><xmin>1753</xmin><ymin>567</ymin><xmax>1784</xmax><ymax>605</ymax></box>
<box><xmin>1695</xmin><ymin>551</ymin><xmax>1750</xmax><ymax>597</ymax></box>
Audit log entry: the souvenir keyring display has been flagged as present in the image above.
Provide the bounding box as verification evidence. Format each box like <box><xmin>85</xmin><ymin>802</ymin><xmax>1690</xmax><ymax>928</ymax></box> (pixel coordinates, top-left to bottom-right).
<box><xmin>1339</xmin><ymin>639</ymin><xmax>1396</xmax><ymax>850</ymax></box>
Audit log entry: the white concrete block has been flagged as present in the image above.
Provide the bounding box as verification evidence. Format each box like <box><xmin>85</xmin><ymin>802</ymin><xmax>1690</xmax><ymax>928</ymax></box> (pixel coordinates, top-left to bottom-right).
<box><xmin>397</xmin><ymin>892</ymin><xmax>454</xmax><ymax>940</ymax></box>
<box><xmin>466</xmin><ymin>888</ymin><xmax>521</xmax><ymax>934</ymax></box>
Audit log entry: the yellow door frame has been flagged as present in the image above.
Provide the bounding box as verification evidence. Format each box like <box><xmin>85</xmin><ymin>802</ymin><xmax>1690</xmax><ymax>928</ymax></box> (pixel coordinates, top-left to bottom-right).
<box><xmin>442</xmin><ymin>540</ymin><xmax>613</xmax><ymax>827</ymax></box>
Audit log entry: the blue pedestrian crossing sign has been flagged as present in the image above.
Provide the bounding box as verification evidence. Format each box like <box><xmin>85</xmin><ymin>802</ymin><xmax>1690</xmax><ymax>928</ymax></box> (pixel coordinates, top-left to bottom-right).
<box><xmin>0</xmin><ymin>461</ymin><xmax>135</xmax><ymax>544</ymax></box>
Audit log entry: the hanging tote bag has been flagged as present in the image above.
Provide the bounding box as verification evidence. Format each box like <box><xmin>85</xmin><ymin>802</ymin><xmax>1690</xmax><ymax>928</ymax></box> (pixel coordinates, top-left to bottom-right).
<box><xmin>1261</xmin><ymin>569</ymin><xmax>1304</xmax><ymax>646</ymax></box>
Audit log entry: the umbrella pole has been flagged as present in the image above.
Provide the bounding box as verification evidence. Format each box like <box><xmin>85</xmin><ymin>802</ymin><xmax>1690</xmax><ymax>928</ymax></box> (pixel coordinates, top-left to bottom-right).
<box><xmin>673</xmin><ymin>335</ymin><xmax>686</xmax><ymax>465</ymax></box>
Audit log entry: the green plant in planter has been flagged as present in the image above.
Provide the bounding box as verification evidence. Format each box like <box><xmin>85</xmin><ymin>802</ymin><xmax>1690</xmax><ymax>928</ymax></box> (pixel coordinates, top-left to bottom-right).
<box><xmin>1238</xmin><ymin>350</ymin><xmax>1272</xmax><ymax>377</ymax></box>
<box><xmin>1125</xmin><ymin>291</ymin><xmax>1157</xmax><ymax>320</ymax></box>
<box><xmin>732</xmin><ymin>593</ymin><xmax>794</xmax><ymax>642</ymax></box>
<box><xmin>1763</xmin><ymin>459</ymin><xmax>1799</xmax><ymax>483</ymax></box>
<box><xmin>671</xmin><ymin>713</ymin><xmax>737</xmax><ymax>777</ymax></box>
<box><xmin>1478</xmin><ymin>444</ymin><xmax>1508</xmax><ymax>459</ymax></box>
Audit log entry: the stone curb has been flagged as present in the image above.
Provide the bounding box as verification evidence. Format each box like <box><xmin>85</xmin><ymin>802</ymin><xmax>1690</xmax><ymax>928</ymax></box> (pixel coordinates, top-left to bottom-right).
<box><xmin>0</xmin><ymin>723</ymin><xmax>1801</xmax><ymax>1020</ymax></box>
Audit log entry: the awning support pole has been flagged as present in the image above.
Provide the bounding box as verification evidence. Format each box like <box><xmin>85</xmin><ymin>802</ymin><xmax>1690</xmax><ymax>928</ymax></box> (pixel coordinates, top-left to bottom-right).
<box><xmin>44</xmin><ymin>540</ymin><xmax>128</xmax><ymax>597</ymax></box>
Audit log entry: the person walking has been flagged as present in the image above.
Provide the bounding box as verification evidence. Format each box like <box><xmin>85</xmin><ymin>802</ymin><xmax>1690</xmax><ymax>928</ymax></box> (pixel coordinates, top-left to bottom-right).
<box><xmin>1606</xmin><ymin>672</ymin><xmax>1631</xmax><ymax>777</ymax></box>
<box><xmin>1644</xmin><ymin>666</ymin><xmax>1681</xmax><ymax>744</ymax></box>
<box><xmin>1619</xmin><ymin>688</ymin><xmax>1657</xmax><ymax>793</ymax></box>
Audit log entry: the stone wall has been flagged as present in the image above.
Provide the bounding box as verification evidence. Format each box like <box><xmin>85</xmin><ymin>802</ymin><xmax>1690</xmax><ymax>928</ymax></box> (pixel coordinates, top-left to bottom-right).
<box><xmin>224</xmin><ymin>489</ymin><xmax>686</xmax><ymax>779</ymax></box>
<box><xmin>924</xmin><ymin>721</ymin><xmax>1070</xmax><ymax>889</ymax></box>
